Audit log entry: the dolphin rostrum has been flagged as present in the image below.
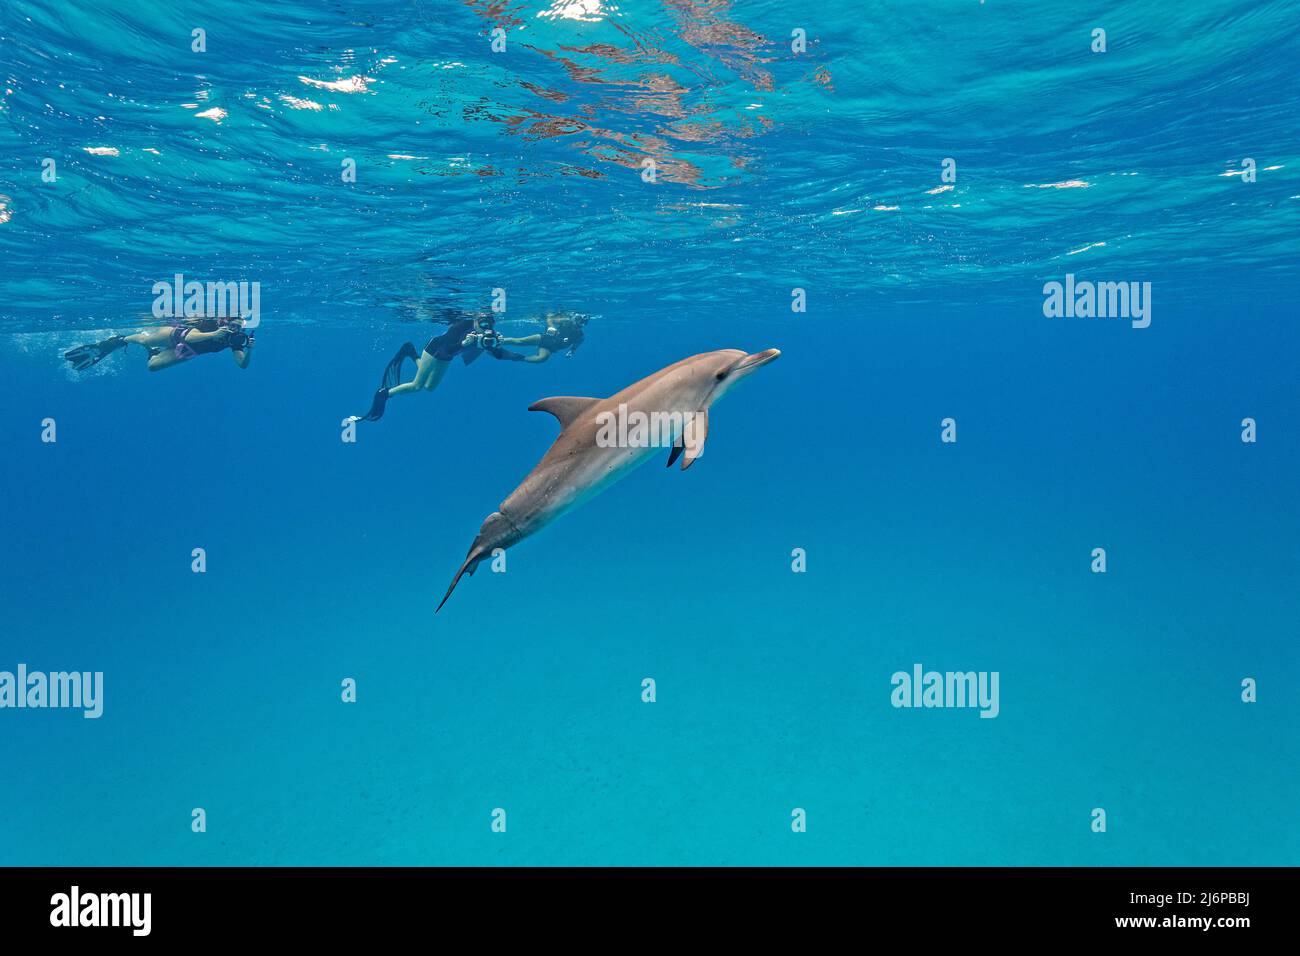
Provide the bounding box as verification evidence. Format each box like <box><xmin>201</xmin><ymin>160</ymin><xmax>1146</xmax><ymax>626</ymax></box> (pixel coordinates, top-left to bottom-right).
<box><xmin>436</xmin><ymin>347</ymin><xmax>780</xmax><ymax>611</ymax></box>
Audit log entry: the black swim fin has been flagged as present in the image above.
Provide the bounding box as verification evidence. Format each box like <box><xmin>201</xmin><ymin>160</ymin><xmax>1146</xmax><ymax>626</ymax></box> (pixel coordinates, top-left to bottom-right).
<box><xmin>380</xmin><ymin>342</ymin><xmax>420</xmax><ymax>390</ymax></box>
<box><xmin>359</xmin><ymin>386</ymin><xmax>391</xmax><ymax>422</ymax></box>
<box><xmin>64</xmin><ymin>335</ymin><xmax>126</xmax><ymax>371</ymax></box>
<box><xmin>346</xmin><ymin>343</ymin><xmax>419</xmax><ymax>425</ymax></box>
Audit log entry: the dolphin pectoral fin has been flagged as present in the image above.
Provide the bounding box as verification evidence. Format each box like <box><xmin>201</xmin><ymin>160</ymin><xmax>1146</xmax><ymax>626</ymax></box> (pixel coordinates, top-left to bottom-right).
<box><xmin>666</xmin><ymin>440</ymin><xmax>685</xmax><ymax>468</ymax></box>
<box><xmin>680</xmin><ymin>409</ymin><xmax>708</xmax><ymax>470</ymax></box>
<box><xmin>529</xmin><ymin>396</ymin><xmax>601</xmax><ymax>429</ymax></box>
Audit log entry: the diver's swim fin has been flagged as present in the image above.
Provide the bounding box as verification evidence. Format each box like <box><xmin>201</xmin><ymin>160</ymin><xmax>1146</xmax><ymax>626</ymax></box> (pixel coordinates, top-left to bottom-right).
<box><xmin>380</xmin><ymin>342</ymin><xmax>420</xmax><ymax>389</ymax></box>
<box><xmin>63</xmin><ymin>335</ymin><xmax>126</xmax><ymax>371</ymax></box>
<box><xmin>358</xmin><ymin>386</ymin><xmax>391</xmax><ymax>422</ymax></box>
<box><xmin>344</xmin><ymin>387</ymin><xmax>391</xmax><ymax>426</ymax></box>
<box><xmin>347</xmin><ymin>342</ymin><xmax>419</xmax><ymax>424</ymax></box>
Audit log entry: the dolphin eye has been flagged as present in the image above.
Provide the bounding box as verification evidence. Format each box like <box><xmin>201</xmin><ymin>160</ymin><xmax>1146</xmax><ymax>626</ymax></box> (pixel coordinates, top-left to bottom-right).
<box><xmin>715</xmin><ymin>369</ymin><xmax>728</xmax><ymax>380</ymax></box>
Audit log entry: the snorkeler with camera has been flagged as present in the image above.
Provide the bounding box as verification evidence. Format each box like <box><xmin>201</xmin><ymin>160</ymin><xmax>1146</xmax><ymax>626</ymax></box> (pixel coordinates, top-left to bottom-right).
<box><xmin>498</xmin><ymin>312</ymin><xmax>588</xmax><ymax>363</ymax></box>
<box><xmin>345</xmin><ymin>314</ymin><xmax>527</xmax><ymax>425</ymax></box>
<box><xmin>64</xmin><ymin>317</ymin><xmax>254</xmax><ymax>372</ymax></box>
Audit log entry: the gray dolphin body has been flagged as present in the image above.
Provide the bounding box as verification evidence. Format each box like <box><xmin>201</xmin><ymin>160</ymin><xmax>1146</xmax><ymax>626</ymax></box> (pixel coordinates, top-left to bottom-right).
<box><xmin>437</xmin><ymin>347</ymin><xmax>780</xmax><ymax>611</ymax></box>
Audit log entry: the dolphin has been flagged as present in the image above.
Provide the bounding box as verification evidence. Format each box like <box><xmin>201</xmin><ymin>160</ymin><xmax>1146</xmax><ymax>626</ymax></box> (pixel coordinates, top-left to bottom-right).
<box><xmin>436</xmin><ymin>347</ymin><xmax>781</xmax><ymax>611</ymax></box>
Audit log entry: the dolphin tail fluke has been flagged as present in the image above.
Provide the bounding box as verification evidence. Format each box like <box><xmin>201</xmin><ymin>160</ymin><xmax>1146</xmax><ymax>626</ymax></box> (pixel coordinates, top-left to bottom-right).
<box><xmin>436</xmin><ymin>548</ymin><xmax>483</xmax><ymax>613</ymax></box>
<box><xmin>436</xmin><ymin>511</ymin><xmax>518</xmax><ymax>613</ymax></box>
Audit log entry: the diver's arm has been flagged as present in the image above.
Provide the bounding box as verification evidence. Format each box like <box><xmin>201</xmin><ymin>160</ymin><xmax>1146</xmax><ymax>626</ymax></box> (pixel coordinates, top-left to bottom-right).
<box><xmin>187</xmin><ymin>328</ymin><xmax>228</xmax><ymax>346</ymax></box>
<box><xmin>499</xmin><ymin>332</ymin><xmax>555</xmax><ymax>362</ymax></box>
<box><xmin>489</xmin><ymin>346</ymin><xmax>529</xmax><ymax>362</ymax></box>
<box><xmin>232</xmin><ymin>331</ymin><xmax>253</xmax><ymax>368</ymax></box>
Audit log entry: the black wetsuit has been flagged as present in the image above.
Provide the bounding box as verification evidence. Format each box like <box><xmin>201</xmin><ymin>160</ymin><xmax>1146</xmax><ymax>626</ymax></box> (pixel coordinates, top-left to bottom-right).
<box><xmin>185</xmin><ymin>330</ymin><xmax>237</xmax><ymax>356</ymax></box>
<box><xmin>149</xmin><ymin>322</ymin><xmax>247</xmax><ymax>359</ymax></box>
<box><xmin>541</xmin><ymin>325</ymin><xmax>584</xmax><ymax>354</ymax></box>
<box><xmin>186</xmin><ymin>318</ymin><xmax>248</xmax><ymax>352</ymax></box>
<box><xmin>423</xmin><ymin>320</ymin><xmax>524</xmax><ymax>363</ymax></box>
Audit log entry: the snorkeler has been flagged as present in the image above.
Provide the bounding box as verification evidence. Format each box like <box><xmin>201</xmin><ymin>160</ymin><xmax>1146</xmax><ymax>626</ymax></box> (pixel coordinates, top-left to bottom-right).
<box><xmin>64</xmin><ymin>317</ymin><xmax>254</xmax><ymax>372</ymax></box>
<box><xmin>345</xmin><ymin>315</ymin><xmax>526</xmax><ymax>424</ymax></box>
<box><xmin>499</xmin><ymin>312</ymin><xmax>588</xmax><ymax>363</ymax></box>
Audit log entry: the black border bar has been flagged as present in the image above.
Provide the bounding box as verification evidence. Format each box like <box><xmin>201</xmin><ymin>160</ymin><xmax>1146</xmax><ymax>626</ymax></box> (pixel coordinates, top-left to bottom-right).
<box><xmin>0</xmin><ymin>866</ymin><xmax>1289</xmax><ymax>940</ymax></box>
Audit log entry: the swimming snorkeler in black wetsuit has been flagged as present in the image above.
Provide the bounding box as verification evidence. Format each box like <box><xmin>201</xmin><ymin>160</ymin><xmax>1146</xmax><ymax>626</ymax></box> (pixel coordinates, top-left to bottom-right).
<box><xmin>499</xmin><ymin>312</ymin><xmax>588</xmax><ymax>363</ymax></box>
<box><xmin>64</xmin><ymin>317</ymin><xmax>254</xmax><ymax>373</ymax></box>
<box><xmin>345</xmin><ymin>315</ymin><xmax>526</xmax><ymax>424</ymax></box>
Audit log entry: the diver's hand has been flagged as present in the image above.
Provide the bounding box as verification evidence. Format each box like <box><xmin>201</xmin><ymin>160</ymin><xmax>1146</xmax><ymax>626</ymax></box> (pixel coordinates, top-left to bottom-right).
<box><xmin>461</xmin><ymin>333</ymin><xmax>479</xmax><ymax>348</ymax></box>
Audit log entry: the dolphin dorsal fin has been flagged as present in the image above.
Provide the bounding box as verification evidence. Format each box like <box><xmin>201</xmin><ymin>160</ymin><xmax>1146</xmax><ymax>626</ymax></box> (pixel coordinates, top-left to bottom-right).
<box><xmin>528</xmin><ymin>396</ymin><xmax>600</xmax><ymax>429</ymax></box>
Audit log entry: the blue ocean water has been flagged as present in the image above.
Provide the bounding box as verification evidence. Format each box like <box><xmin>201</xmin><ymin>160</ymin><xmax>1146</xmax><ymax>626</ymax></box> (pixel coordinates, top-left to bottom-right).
<box><xmin>1</xmin><ymin>0</ymin><xmax>1298</xmax><ymax>866</ymax></box>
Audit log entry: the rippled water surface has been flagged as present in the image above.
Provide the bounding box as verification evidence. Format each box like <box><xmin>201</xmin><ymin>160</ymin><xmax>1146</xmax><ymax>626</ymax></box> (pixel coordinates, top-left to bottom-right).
<box><xmin>2</xmin><ymin>0</ymin><xmax>1297</xmax><ymax>328</ymax></box>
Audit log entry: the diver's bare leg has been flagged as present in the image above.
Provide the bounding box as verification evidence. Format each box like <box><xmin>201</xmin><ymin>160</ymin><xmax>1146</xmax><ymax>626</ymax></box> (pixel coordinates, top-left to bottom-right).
<box><xmin>146</xmin><ymin>349</ymin><xmax>186</xmax><ymax>372</ymax></box>
<box><xmin>420</xmin><ymin>357</ymin><xmax>451</xmax><ymax>390</ymax></box>
<box><xmin>387</xmin><ymin>353</ymin><xmax>449</xmax><ymax>397</ymax></box>
<box><xmin>124</xmin><ymin>327</ymin><xmax>173</xmax><ymax>349</ymax></box>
